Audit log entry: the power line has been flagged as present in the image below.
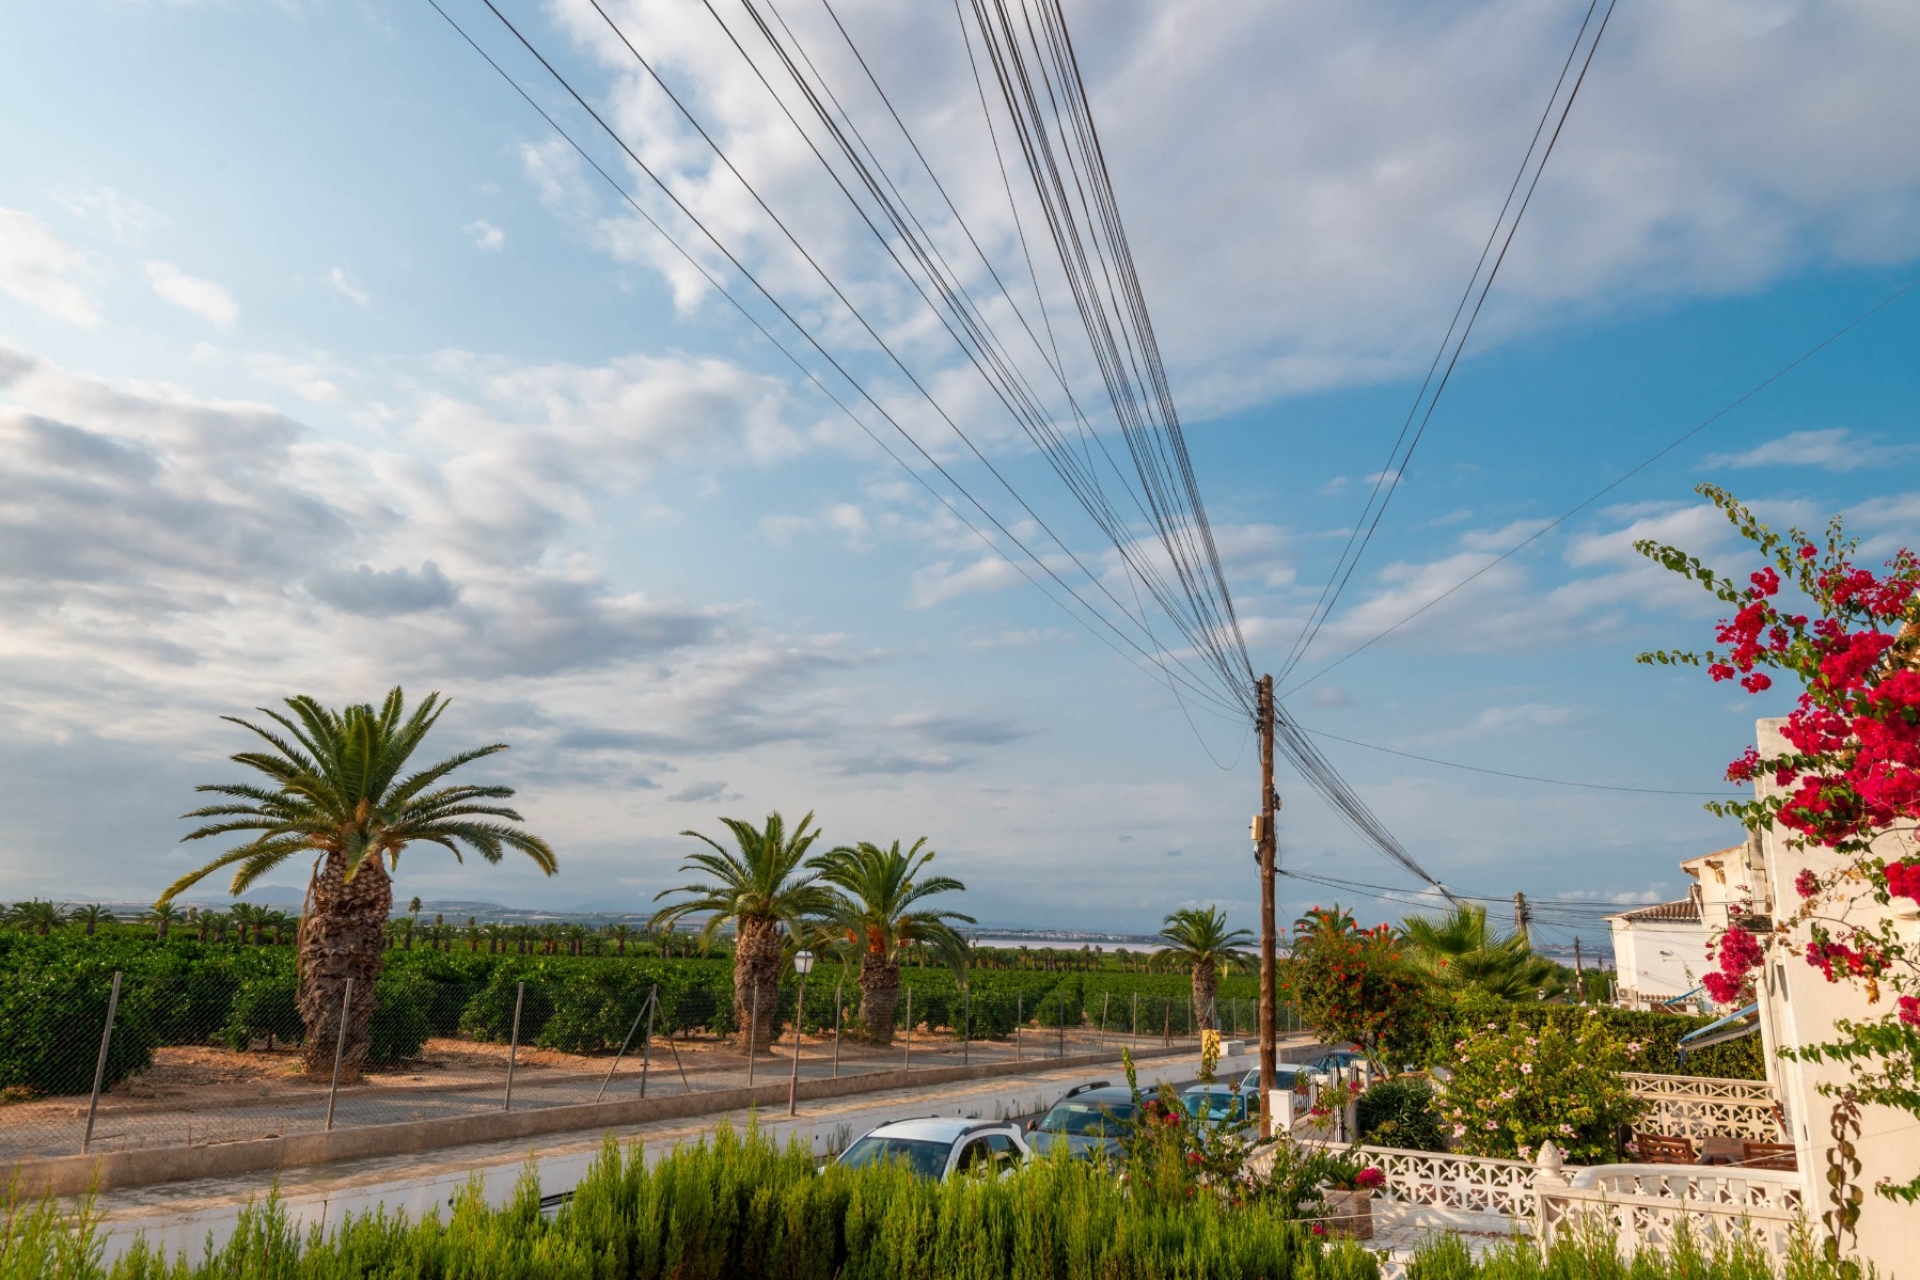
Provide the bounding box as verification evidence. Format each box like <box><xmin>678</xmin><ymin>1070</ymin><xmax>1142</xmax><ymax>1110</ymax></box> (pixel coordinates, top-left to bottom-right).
<box><xmin>1280</xmin><ymin>267</ymin><xmax>1920</xmax><ymax>697</ymax></box>
<box><xmin>1300</xmin><ymin>725</ymin><xmax>1731</xmax><ymax>796</ymax></box>
<box><xmin>1281</xmin><ymin>0</ymin><xmax>1618</xmax><ymax>681</ymax></box>
<box><xmin>424</xmin><ymin>0</ymin><xmax>1250</xmax><ymax>724</ymax></box>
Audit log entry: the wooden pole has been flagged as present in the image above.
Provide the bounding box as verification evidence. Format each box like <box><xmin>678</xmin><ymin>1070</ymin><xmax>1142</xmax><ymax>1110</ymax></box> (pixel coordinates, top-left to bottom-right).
<box><xmin>81</xmin><ymin>971</ymin><xmax>123</xmax><ymax>1154</ymax></box>
<box><xmin>1256</xmin><ymin>673</ymin><xmax>1280</xmax><ymax>1139</ymax></box>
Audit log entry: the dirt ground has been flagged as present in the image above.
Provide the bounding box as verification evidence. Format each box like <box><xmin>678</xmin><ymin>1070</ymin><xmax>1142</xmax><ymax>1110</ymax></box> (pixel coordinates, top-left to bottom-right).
<box><xmin>0</xmin><ymin>1027</ymin><xmax>1000</xmax><ymax>1125</ymax></box>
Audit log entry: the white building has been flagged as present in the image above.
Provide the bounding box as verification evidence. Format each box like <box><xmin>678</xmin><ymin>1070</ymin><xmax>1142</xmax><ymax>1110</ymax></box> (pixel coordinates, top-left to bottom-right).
<box><xmin>1606</xmin><ymin>846</ymin><xmax>1754</xmax><ymax>1011</ymax></box>
<box><xmin>1745</xmin><ymin>717</ymin><xmax>1920</xmax><ymax>1270</ymax></box>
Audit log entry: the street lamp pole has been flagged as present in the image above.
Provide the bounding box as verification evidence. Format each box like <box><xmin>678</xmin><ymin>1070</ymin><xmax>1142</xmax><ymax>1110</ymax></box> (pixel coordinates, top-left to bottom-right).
<box><xmin>788</xmin><ymin>949</ymin><xmax>814</xmax><ymax>1116</ymax></box>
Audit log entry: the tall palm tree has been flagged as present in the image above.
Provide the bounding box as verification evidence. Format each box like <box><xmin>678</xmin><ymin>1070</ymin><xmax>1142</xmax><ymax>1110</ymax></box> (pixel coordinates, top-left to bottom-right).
<box><xmin>1155</xmin><ymin>907</ymin><xmax>1253</xmax><ymax>1030</ymax></box>
<box><xmin>158</xmin><ymin>689</ymin><xmax>555</xmax><ymax>1080</ymax></box>
<box><xmin>652</xmin><ymin>812</ymin><xmax>835</xmax><ymax>1053</ymax></box>
<box><xmin>809</xmin><ymin>839</ymin><xmax>973</xmax><ymax>1046</ymax></box>
<box><xmin>606</xmin><ymin>922</ymin><xmax>632</xmax><ymax>956</ymax></box>
<box><xmin>228</xmin><ymin>902</ymin><xmax>262</xmax><ymax>945</ymax></box>
<box><xmin>9</xmin><ymin>899</ymin><xmax>64</xmax><ymax>936</ymax></box>
<box><xmin>69</xmin><ymin>904</ymin><xmax>115</xmax><ymax>937</ymax></box>
<box><xmin>143</xmin><ymin>901</ymin><xmax>182</xmax><ymax>943</ymax></box>
<box><xmin>1401</xmin><ymin>904</ymin><xmax>1568</xmax><ymax>1001</ymax></box>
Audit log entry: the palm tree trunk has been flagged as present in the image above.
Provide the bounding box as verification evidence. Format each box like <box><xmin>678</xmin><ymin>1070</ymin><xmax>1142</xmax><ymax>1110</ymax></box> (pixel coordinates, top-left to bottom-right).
<box><xmin>297</xmin><ymin>852</ymin><xmax>392</xmax><ymax>1080</ymax></box>
<box><xmin>858</xmin><ymin>953</ymin><xmax>902</xmax><ymax>1046</ymax></box>
<box><xmin>733</xmin><ymin>916</ymin><xmax>783</xmax><ymax>1053</ymax></box>
<box><xmin>1191</xmin><ymin>960</ymin><xmax>1219</xmax><ymax>1031</ymax></box>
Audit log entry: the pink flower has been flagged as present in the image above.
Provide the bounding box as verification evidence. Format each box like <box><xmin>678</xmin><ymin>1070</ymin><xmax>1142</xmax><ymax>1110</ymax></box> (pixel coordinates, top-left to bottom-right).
<box><xmin>1898</xmin><ymin>996</ymin><xmax>1919</xmax><ymax>1027</ymax></box>
<box><xmin>1795</xmin><ymin>869</ymin><xmax>1820</xmax><ymax>900</ymax></box>
<box><xmin>1520</xmin><ymin>1063</ymin><xmax>1533</xmax><ymax>1075</ymax></box>
<box><xmin>1355</xmin><ymin>1168</ymin><xmax>1386</xmax><ymax>1190</ymax></box>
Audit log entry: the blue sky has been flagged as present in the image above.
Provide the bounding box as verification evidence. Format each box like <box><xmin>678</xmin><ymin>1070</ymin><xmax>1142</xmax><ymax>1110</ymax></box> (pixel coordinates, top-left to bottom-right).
<box><xmin>1</xmin><ymin>0</ymin><xmax>1917</xmax><ymax>943</ymax></box>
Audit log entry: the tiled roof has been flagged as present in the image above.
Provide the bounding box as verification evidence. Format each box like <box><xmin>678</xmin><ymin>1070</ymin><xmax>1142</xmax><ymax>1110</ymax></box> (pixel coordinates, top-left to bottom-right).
<box><xmin>1613</xmin><ymin>898</ymin><xmax>1702</xmax><ymax>924</ymax></box>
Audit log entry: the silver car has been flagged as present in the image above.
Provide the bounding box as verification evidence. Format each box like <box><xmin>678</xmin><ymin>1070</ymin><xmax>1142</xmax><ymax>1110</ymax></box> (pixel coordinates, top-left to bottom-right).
<box><xmin>833</xmin><ymin>1117</ymin><xmax>1030</xmax><ymax>1180</ymax></box>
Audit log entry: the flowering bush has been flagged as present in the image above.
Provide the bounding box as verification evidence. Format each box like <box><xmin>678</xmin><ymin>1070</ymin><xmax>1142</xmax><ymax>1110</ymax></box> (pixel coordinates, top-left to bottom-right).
<box><xmin>1434</xmin><ymin>1013</ymin><xmax>1642</xmax><ymax>1163</ymax></box>
<box><xmin>1637</xmin><ymin>485</ymin><xmax>1920</xmax><ymax>1210</ymax></box>
<box><xmin>1280</xmin><ymin>907</ymin><xmax>1429</xmax><ymax>1071</ymax></box>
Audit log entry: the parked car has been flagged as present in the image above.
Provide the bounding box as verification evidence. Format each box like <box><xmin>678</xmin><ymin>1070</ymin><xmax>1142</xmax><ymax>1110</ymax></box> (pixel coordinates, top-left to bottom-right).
<box><xmin>1025</xmin><ymin>1082</ymin><xmax>1138</xmax><ymax>1163</ymax></box>
<box><xmin>833</xmin><ymin>1117</ymin><xmax>1029</xmax><ymax>1180</ymax></box>
<box><xmin>1179</xmin><ymin>1084</ymin><xmax>1259</xmax><ymax>1130</ymax></box>
<box><xmin>1239</xmin><ymin>1048</ymin><xmax>1366</xmax><ymax>1096</ymax></box>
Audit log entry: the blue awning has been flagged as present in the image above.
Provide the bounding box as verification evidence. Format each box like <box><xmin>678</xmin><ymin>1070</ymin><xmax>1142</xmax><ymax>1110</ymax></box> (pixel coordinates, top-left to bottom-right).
<box><xmin>1677</xmin><ymin>1002</ymin><xmax>1760</xmax><ymax>1059</ymax></box>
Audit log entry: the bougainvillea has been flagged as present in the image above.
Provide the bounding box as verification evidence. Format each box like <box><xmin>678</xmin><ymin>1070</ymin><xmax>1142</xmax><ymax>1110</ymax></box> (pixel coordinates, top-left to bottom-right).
<box><xmin>1279</xmin><ymin>907</ymin><xmax>1429</xmax><ymax>1073</ymax></box>
<box><xmin>1637</xmin><ymin>484</ymin><xmax>1920</xmax><ymax>1206</ymax></box>
<box><xmin>1434</xmin><ymin>1013</ymin><xmax>1642</xmax><ymax>1163</ymax></box>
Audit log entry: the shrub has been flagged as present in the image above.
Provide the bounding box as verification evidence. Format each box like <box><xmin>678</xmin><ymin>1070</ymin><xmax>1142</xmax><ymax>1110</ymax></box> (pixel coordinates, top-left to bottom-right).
<box><xmin>458</xmin><ymin>972</ymin><xmax>556</xmax><ymax>1044</ymax></box>
<box><xmin>1434</xmin><ymin>1013</ymin><xmax>1643</xmax><ymax>1162</ymax></box>
<box><xmin>1357</xmin><ymin>1076</ymin><xmax>1446</xmax><ymax>1152</ymax></box>
<box><xmin>1032</xmin><ymin>975</ymin><xmax>1086</xmax><ymax>1028</ymax></box>
<box><xmin>0</xmin><ymin>961</ymin><xmax>157</xmax><ymax>1097</ymax></box>
<box><xmin>217</xmin><ymin>975</ymin><xmax>303</xmax><ymax>1051</ymax></box>
<box><xmin>366</xmin><ymin>976</ymin><xmax>433</xmax><ymax>1067</ymax></box>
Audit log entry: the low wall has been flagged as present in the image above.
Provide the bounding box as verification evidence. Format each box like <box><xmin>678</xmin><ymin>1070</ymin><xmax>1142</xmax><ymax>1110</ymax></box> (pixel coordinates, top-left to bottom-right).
<box><xmin>6</xmin><ymin>1044</ymin><xmax>1189</xmax><ymax>1197</ymax></box>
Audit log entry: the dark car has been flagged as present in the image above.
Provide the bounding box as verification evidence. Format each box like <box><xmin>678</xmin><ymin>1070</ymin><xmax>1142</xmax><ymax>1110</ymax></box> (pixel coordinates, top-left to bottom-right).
<box><xmin>1179</xmin><ymin>1084</ymin><xmax>1259</xmax><ymax>1130</ymax></box>
<box><xmin>1025</xmin><ymin>1082</ymin><xmax>1139</xmax><ymax>1164</ymax></box>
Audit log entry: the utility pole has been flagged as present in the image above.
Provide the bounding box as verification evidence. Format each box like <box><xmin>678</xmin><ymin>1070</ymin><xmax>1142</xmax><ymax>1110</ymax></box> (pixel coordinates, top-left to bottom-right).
<box><xmin>1573</xmin><ymin>936</ymin><xmax>1584</xmax><ymax>1001</ymax></box>
<box><xmin>1513</xmin><ymin>891</ymin><xmax>1531</xmax><ymax>945</ymax></box>
<box><xmin>1255</xmin><ymin>675</ymin><xmax>1279</xmax><ymax>1139</ymax></box>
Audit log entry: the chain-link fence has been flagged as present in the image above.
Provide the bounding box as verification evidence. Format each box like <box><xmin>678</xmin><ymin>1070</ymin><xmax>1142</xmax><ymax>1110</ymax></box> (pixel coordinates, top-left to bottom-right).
<box><xmin>0</xmin><ymin>967</ymin><xmax>1297</xmax><ymax>1162</ymax></box>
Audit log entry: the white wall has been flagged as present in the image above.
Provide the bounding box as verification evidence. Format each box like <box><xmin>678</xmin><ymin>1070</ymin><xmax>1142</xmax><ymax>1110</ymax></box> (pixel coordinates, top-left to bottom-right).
<box><xmin>1608</xmin><ymin>918</ymin><xmax>1708</xmax><ymax>1008</ymax></box>
<box><xmin>1749</xmin><ymin>718</ymin><xmax>1920</xmax><ymax>1272</ymax></box>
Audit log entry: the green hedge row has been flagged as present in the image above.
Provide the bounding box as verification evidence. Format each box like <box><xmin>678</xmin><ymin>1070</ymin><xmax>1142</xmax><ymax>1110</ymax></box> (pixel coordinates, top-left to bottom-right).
<box><xmin>1416</xmin><ymin>996</ymin><xmax>1767</xmax><ymax>1080</ymax></box>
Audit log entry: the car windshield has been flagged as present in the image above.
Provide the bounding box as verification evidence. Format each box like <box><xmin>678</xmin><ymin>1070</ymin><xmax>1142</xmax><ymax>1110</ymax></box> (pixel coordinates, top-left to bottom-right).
<box><xmin>837</xmin><ymin>1136</ymin><xmax>952</xmax><ymax>1179</ymax></box>
<box><xmin>1181</xmin><ymin>1092</ymin><xmax>1245</xmax><ymax>1120</ymax></box>
<box><xmin>1039</xmin><ymin>1101</ymin><xmax>1136</xmax><ymax>1136</ymax></box>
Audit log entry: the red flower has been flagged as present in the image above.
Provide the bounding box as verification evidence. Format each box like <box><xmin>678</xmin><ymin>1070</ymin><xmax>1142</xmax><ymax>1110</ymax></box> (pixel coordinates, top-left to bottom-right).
<box><xmin>1899</xmin><ymin>996</ymin><xmax>1919</xmax><ymax>1027</ymax></box>
<box><xmin>1885</xmin><ymin>861</ymin><xmax>1920</xmax><ymax>903</ymax></box>
<box><xmin>1795</xmin><ymin>869</ymin><xmax>1820</xmax><ymax>900</ymax></box>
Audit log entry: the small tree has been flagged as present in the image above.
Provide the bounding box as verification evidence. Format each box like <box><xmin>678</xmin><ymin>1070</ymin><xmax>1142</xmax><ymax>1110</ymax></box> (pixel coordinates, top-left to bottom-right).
<box><xmin>1153</xmin><ymin>907</ymin><xmax>1252</xmax><ymax>1030</ymax></box>
<box><xmin>1280</xmin><ymin>906</ymin><xmax>1427</xmax><ymax>1073</ymax></box>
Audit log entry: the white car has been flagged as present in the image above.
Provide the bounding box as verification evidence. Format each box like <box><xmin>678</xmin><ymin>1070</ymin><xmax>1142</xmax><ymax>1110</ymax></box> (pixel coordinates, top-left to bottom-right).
<box><xmin>833</xmin><ymin>1117</ymin><xmax>1030</xmax><ymax>1180</ymax></box>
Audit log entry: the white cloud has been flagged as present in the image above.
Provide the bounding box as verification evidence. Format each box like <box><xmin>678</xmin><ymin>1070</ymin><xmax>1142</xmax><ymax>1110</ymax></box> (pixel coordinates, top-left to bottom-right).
<box><xmin>145</xmin><ymin>261</ymin><xmax>239</xmax><ymax>330</ymax></box>
<box><xmin>464</xmin><ymin>219</ymin><xmax>506</xmax><ymax>251</ymax></box>
<box><xmin>907</xmin><ymin>554</ymin><xmax>1025</xmax><ymax>609</ymax></box>
<box><xmin>542</xmin><ymin>0</ymin><xmax>1920</xmax><ymax>417</ymax></box>
<box><xmin>49</xmin><ymin>186</ymin><xmax>161</xmax><ymax>244</ymax></box>
<box><xmin>0</xmin><ymin>209</ymin><xmax>98</xmax><ymax>326</ymax></box>
<box><xmin>1700</xmin><ymin>427</ymin><xmax>1916</xmax><ymax>473</ymax></box>
<box><xmin>328</xmin><ymin>267</ymin><xmax>369</xmax><ymax>305</ymax></box>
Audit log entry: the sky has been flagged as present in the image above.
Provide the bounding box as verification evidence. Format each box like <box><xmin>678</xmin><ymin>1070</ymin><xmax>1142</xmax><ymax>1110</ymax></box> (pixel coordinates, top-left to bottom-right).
<box><xmin>1</xmin><ymin>0</ymin><xmax>1917</xmax><ymax>943</ymax></box>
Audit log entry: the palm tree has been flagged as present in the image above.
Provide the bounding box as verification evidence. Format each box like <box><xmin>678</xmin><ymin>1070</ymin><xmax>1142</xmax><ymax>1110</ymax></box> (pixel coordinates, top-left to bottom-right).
<box><xmin>1401</xmin><ymin>904</ymin><xmax>1568</xmax><ymax>1001</ymax></box>
<box><xmin>9</xmin><ymin>899</ymin><xmax>64</xmax><ymax>936</ymax></box>
<box><xmin>158</xmin><ymin>689</ymin><xmax>555</xmax><ymax>1080</ymax></box>
<box><xmin>406</xmin><ymin>897</ymin><xmax>423</xmax><ymax>949</ymax></box>
<box><xmin>69</xmin><ymin>904</ymin><xmax>115</xmax><ymax>937</ymax></box>
<box><xmin>1155</xmin><ymin>907</ymin><xmax>1253</xmax><ymax>1030</ymax></box>
<box><xmin>606</xmin><ymin>922</ymin><xmax>632</xmax><ymax>956</ymax></box>
<box><xmin>810</xmin><ymin>839</ymin><xmax>973</xmax><ymax>1046</ymax></box>
<box><xmin>652</xmin><ymin>811</ymin><xmax>835</xmax><ymax>1053</ymax></box>
<box><xmin>229</xmin><ymin>902</ymin><xmax>262</xmax><ymax>945</ymax></box>
<box><xmin>143</xmin><ymin>901</ymin><xmax>182</xmax><ymax>943</ymax></box>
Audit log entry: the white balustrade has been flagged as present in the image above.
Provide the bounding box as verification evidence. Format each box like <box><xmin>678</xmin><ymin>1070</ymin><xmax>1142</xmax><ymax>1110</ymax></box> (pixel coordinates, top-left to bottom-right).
<box><xmin>1535</xmin><ymin>1164</ymin><xmax>1806</xmax><ymax>1262</ymax></box>
<box><xmin>1623</xmin><ymin>1072</ymin><xmax>1784</xmax><ymax>1142</ymax></box>
<box><xmin>1300</xmin><ymin>1141</ymin><xmax>1572</xmax><ymax>1221</ymax></box>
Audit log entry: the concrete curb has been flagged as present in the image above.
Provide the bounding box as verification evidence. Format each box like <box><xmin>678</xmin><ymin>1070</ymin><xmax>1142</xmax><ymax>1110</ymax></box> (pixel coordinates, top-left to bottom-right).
<box><xmin>7</xmin><ymin>1045</ymin><xmax>1191</xmax><ymax>1196</ymax></box>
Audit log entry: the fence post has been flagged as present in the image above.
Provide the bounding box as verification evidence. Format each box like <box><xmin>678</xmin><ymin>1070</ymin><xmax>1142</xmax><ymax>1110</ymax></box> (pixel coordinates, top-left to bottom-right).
<box><xmin>638</xmin><ymin>986</ymin><xmax>658</xmax><ymax>1099</ymax></box>
<box><xmin>80</xmin><ymin>970</ymin><xmax>123</xmax><ymax>1154</ymax></box>
<box><xmin>324</xmin><ymin>982</ymin><xmax>355</xmax><ymax>1128</ymax></box>
<box><xmin>1131</xmin><ymin>992</ymin><xmax>1138</xmax><ymax>1043</ymax></box>
<box><xmin>1100</xmin><ymin>991</ymin><xmax>1110</xmax><ymax>1050</ymax></box>
<box><xmin>903</xmin><ymin>987</ymin><xmax>912</xmax><ymax>1073</ymax></box>
<box><xmin>503</xmin><ymin>980</ymin><xmax>524</xmax><ymax>1113</ymax></box>
<box><xmin>1057</xmin><ymin>992</ymin><xmax>1065</xmax><ymax>1058</ymax></box>
<box><xmin>832</xmin><ymin>983</ymin><xmax>843</xmax><ymax>1078</ymax></box>
<box><xmin>1162</xmin><ymin>1001</ymin><xmax>1171</xmax><ymax>1047</ymax></box>
<box><xmin>1015</xmin><ymin>992</ymin><xmax>1023</xmax><ymax>1061</ymax></box>
<box><xmin>597</xmin><ymin>987</ymin><xmax>654</xmax><ymax>1104</ymax></box>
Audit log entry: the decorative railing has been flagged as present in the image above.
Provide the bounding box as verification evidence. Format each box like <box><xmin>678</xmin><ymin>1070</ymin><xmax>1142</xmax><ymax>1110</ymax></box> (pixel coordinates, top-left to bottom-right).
<box><xmin>1300</xmin><ymin>1141</ymin><xmax>1569</xmax><ymax>1221</ymax></box>
<box><xmin>1535</xmin><ymin>1164</ymin><xmax>1806</xmax><ymax>1262</ymax></box>
<box><xmin>1623</xmin><ymin>1073</ymin><xmax>1783</xmax><ymax>1142</ymax></box>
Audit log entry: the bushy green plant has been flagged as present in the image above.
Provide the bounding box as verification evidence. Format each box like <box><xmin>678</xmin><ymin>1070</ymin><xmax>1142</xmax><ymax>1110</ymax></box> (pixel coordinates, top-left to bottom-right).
<box><xmin>1434</xmin><ymin>1012</ymin><xmax>1643</xmax><ymax>1162</ymax></box>
<box><xmin>217</xmin><ymin>975</ymin><xmax>303</xmax><ymax>1051</ymax></box>
<box><xmin>1421</xmin><ymin>995</ymin><xmax>1765</xmax><ymax>1081</ymax></box>
<box><xmin>1032</xmin><ymin>974</ymin><xmax>1086</xmax><ymax>1028</ymax></box>
<box><xmin>1357</xmin><ymin>1076</ymin><xmax>1446</xmax><ymax>1152</ymax></box>
<box><xmin>366</xmin><ymin>975</ymin><xmax>434</xmax><ymax>1067</ymax></box>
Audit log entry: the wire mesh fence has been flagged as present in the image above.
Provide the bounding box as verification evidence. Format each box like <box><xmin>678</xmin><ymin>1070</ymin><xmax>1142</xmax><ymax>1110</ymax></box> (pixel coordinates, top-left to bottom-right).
<box><xmin>0</xmin><ymin>966</ymin><xmax>1296</xmax><ymax>1162</ymax></box>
